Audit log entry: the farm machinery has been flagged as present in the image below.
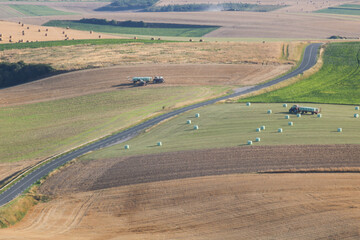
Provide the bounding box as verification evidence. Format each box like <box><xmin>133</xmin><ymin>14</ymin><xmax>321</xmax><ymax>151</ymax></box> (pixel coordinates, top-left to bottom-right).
<box><xmin>289</xmin><ymin>105</ymin><xmax>321</xmax><ymax>114</ymax></box>
<box><xmin>132</xmin><ymin>76</ymin><xmax>165</xmax><ymax>86</ymax></box>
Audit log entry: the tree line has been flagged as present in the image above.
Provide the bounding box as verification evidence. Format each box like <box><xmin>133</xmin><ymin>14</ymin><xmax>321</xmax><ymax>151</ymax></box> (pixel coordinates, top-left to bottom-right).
<box><xmin>0</xmin><ymin>61</ymin><xmax>54</xmax><ymax>89</ymax></box>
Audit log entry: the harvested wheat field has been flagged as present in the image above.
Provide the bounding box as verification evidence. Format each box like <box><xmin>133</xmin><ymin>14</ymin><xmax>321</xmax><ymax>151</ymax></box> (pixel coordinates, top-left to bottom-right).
<box><xmin>0</xmin><ymin>20</ymin><xmax>122</xmax><ymax>44</ymax></box>
<box><xmin>1</xmin><ymin>144</ymin><xmax>360</xmax><ymax>239</ymax></box>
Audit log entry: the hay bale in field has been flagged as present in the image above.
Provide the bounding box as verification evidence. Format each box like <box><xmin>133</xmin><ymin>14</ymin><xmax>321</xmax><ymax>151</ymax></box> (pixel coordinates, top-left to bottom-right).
<box><xmin>22</xmin><ymin>31</ymin><xmax>25</xmax><ymax>36</ymax></box>
<box><xmin>200</xmin><ymin>39</ymin><xmax>203</xmax><ymax>42</ymax></box>
<box><xmin>18</xmin><ymin>22</ymin><xmax>21</xmax><ymax>24</ymax></box>
<box><xmin>187</xmin><ymin>120</ymin><xmax>191</xmax><ymax>124</ymax></box>
<box><xmin>151</xmin><ymin>37</ymin><xmax>155</xmax><ymax>40</ymax></box>
<box><xmin>0</xmin><ymin>33</ymin><xmax>2</xmax><ymax>37</ymax></box>
<box><xmin>317</xmin><ymin>114</ymin><xmax>322</xmax><ymax>118</ymax></box>
<box><xmin>27</xmin><ymin>27</ymin><xmax>29</xmax><ymax>29</ymax></box>
<box><xmin>46</xmin><ymin>29</ymin><xmax>48</xmax><ymax>32</ymax></box>
<box><xmin>134</xmin><ymin>36</ymin><xmax>137</xmax><ymax>39</ymax></box>
<box><xmin>283</xmin><ymin>103</ymin><xmax>287</xmax><ymax>107</ymax></box>
<box><xmin>195</xmin><ymin>113</ymin><xmax>200</xmax><ymax>118</ymax></box>
<box><xmin>21</xmin><ymin>23</ymin><xmax>24</xmax><ymax>27</ymax></box>
<box><xmin>255</xmin><ymin>137</ymin><xmax>261</xmax><ymax>142</ymax></box>
<box><xmin>285</xmin><ymin>115</ymin><xmax>290</xmax><ymax>119</ymax></box>
<box><xmin>278</xmin><ymin>128</ymin><xmax>283</xmax><ymax>133</ymax></box>
<box><xmin>158</xmin><ymin>38</ymin><xmax>161</xmax><ymax>40</ymax></box>
<box><xmin>66</xmin><ymin>26</ymin><xmax>70</xmax><ymax>29</ymax></box>
<box><xmin>338</xmin><ymin>128</ymin><xmax>342</xmax><ymax>132</ymax></box>
<box><xmin>288</xmin><ymin>122</ymin><xmax>293</xmax><ymax>126</ymax></box>
<box><xmin>157</xmin><ymin>142</ymin><xmax>162</xmax><ymax>146</ymax></box>
<box><xmin>354</xmin><ymin>114</ymin><xmax>359</xmax><ymax>118</ymax></box>
<box><xmin>38</xmin><ymin>29</ymin><xmax>41</xmax><ymax>32</ymax></box>
<box><xmin>45</xmin><ymin>33</ymin><xmax>47</xmax><ymax>37</ymax></box>
<box><xmin>355</xmin><ymin>106</ymin><xmax>359</xmax><ymax>110</ymax></box>
<box><xmin>267</xmin><ymin>110</ymin><xmax>272</xmax><ymax>114</ymax></box>
<box><xmin>297</xmin><ymin>113</ymin><xmax>301</xmax><ymax>118</ymax></box>
<box><xmin>247</xmin><ymin>140</ymin><xmax>253</xmax><ymax>145</ymax></box>
<box><xmin>124</xmin><ymin>145</ymin><xmax>130</xmax><ymax>149</ymax></box>
<box><xmin>260</xmin><ymin>126</ymin><xmax>266</xmax><ymax>130</ymax></box>
<box><xmin>90</xmin><ymin>30</ymin><xmax>93</xmax><ymax>34</ymax></box>
<box><xmin>98</xmin><ymin>35</ymin><xmax>101</xmax><ymax>38</ymax></box>
<box><xmin>9</xmin><ymin>35</ymin><xmax>12</xmax><ymax>39</ymax></box>
<box><xmin>194</xmin><ymin>125</ymin><xmax>199</xmax><ymax>130</ymax></box>
<box><xmin>256</xmin><ymin>128</ymin><xmax>261</xmax><ymax>132</ymax></box>
<box><xmin>189</xmin><ymin>39</ymin><xmax>193</xmax><ymax>42</ymax></box>
<box><xmin>246</xmin><ymin>102</ymin><xmax>251</xmax><ymax>106</ymax></box>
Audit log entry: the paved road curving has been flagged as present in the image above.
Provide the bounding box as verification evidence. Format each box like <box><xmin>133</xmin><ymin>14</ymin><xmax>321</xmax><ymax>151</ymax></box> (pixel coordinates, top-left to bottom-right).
<box><xmin>0</xmin><ymin>43</ymin><xmax>322</xmax><ymax>207</ymax></box>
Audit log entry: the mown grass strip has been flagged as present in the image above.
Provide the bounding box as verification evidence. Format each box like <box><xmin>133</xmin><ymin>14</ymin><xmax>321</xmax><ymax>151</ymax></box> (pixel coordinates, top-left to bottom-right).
<box><xmin>43</xmin><ymin>20</ymin><xmax>219</xmax><ymax>37</ymax></box>
<box><xmin>240</xmin><ymin>42</ymin><xmax>360</xmax><ymax>105</ymax></box>
<box><xmin>0</xmin><ymin>38</ymin><xmax>172</xmax><ymax>51</ymax></box>
<box><xmin>8</xmin><ymin>4</ymin><xmax>75</xmax><ymax>16</ymax></box>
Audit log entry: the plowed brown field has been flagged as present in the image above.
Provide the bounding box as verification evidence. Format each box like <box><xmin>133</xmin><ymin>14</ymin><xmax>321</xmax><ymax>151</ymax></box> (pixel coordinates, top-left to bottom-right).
<box><xmin>2</xmin><ymin>145</ymin><xmax>360</xmax><ymax>239</ymax></box>
<box><xmin>0</xmin><ymin>63</ymin><xmax>290</xmax><ymax>107</ymax></box>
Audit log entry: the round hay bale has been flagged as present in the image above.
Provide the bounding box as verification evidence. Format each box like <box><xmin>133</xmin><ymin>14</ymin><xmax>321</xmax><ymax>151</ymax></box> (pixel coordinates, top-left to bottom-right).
<box><xmin>189</xmin><ymin>39</ymin><xmax>193</xmax><ymax>42</ymax></box>
<box><xmin>283</xmin><ymin>103</ymin><xmax>287</xmax><ymax>108</ymax></box>
<box><xmin>194</xmin><ymin>125</ymin><xmax>199</xmax><ymax>130</ymax></box>
<box><xmin>285</xmin><ymin>115</ymin><xmax>290</xmax><ymax>119</ymax></box>
<box><xmin>256</xmin><ymin>128</ymin><xmax>261</xmax><ymax>132</ymax></box>
<box><xmin>278</xmin><ymin>128</ymin><xmax>283</xmax><ymax>133</ymax></box>
<box><xmin>297</xmin><ymin>113</ymin><xmax>301</xmax><ymax>118</ymax></box>
<box><xmin>90</xmin><ymin>30</ymin><xmax>93</xmax><ymax>34</ymax></box>
<box><xmin>246</xmin><ymin>102</ymin><xmax>251</xmax><ymax>106</ymax></box>
<box><xmin>46</xmin><ymin>29</ymin><xmax>48</xmax><ymax>32</ymax></box>
<box><xmin>45</xmin><ymin>33</ymin><xmax>47</xmax><ymax>36</ymax></box>
<box><xmin>27</xmin><ymin>27</ymin><xmax>29</xmax><ymax>29</ymax></box>
<box><xmin>317</xmin><ymin>114</ymin><xmax>322</xmax><ymax>118</ymax></box>
<box><xmin>98</xmin><ymin>35</ymin><xmax>101</xmax><ymax>38</ymax></box>
<box><xmin>134</xmin><ymin>36</ymin><xmax>137</xmax><ymax>39</ymax></box>
<box><xmin>157</xmin><ymin>141</ymin><xmax>162</xmax><ymax>146</ymax></box>
<box><xmin>267</xmin><ymin>110</ymin><xmax>272</xmax><ymax>114</ymax></box>
<box><xmin>151</xmin><ymin>37</ymin><xmax>155</xmax><ymax>40</ymax></box>
<box><xmin>355</xmin><ymin>106</ymin><xmax>359</xmax><ymax>110</ymax></box>
<box><xmin>260</xmin><ymin>125</ymin><xmax>266</xmax><ymax>130</ymax></box>
<box><xmin>354</xmin><ymin>114</ymin><xmax>359</xmax><ymax>118</ymax></box>
<box><xmin>195</xmin><ymin>113</ymin><xmax>200</xmax><ymax>118</ymax></box>
<box><xmin>199</xmin><ymin>39</ymin><xmax>203</xmax><ymax>42</ymax></box>
<box><xmin>124</xmin><ymin>145</ymin><xmax>130</xmax><ymax>149</ymax></box>
<box><xmin>255</xmin><ymin>137</ymin><xmax>261</xmax><ymax>142</ymax></box>
<box><xmin>288</xmin><ymin>122</ymin><xmax>293</xmax><ymax>126</ymax></box>
<box><xmin>338</xmin><ymin>128</ymin><xmax>342</xmax><ymax>132</ymax></box>
<box><xmin>158</xmin><ymin>38</ymin><xmax>161</xmax><ymax>40</ymax></box>
<box><xmin>186</xmin><ymin>120</ymin><xmax>191</xmax><ymax>124</ymax></box>
<box><xmin>38</xmin><ymin>29</ymin><xmax>41</xmax><ymax>32</ymax></box>
<box><xmin>0</xmin><ymin>38</ymin><xmax>2</xmax><ymax>41</ymax></box>
<box><xmin>247</xmin><ymin>140</ymin><xmax>253</xmax><ymax>145</ymax></box>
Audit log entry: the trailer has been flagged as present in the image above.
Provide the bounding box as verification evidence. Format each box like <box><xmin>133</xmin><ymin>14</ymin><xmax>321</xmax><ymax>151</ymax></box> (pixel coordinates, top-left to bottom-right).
<box><xmin>289</xmin><ymin>105</ymin><xmax>320</xmax><ymax>114</ymax></box>
<box><xmin>132</xmin><ymin>77</ymin><xmax>152</xmax><ymax>86</ymax></box>
<box><xmin>153</xmin><ymin>76</ymin><xmax>164</xmax><ymax>84</ymax></box>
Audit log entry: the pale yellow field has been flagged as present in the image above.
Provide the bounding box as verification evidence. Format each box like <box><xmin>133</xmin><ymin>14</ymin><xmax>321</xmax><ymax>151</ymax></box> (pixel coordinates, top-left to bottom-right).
<box><xmin>1</xmin><ymin>173</ymin><xmax>359</xmax><ymax>239</ymax></box>
<box><xmin>0</xmin><ymin>20</ymin><xmax>123</xmax><ymax>44</ymax></box>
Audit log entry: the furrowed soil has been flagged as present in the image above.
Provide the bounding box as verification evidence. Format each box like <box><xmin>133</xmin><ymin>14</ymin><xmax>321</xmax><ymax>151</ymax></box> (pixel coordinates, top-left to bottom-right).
<box><xmin>1</xmin><ymin>145</ymin><xmax>360</xmax><ymax>239</ymax></box>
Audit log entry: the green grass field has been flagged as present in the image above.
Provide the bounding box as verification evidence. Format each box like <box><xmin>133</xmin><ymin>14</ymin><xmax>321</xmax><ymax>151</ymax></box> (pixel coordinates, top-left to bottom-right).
<box><xmin>240</xmin><ymin>42</ymin><xmax>360</xmax><ymax>105</ymax></box>
<box><xmin>0</xmin><ymin>39</ymin><xmax>172</xmax><ymax>51</ymax></box>
<box><xmin>8</xmin><ymin>5</ymin><xmax>75</xmax><ymax>16</ymax></box>
<box><xmin>43</xmin><ymin>20</ymin><xmax>218</xmax><ymax>37</ymax></box>
<box><xmin>0</xmin><ymin>5</ymin><xmax>25</xmax><ymax>18</ymax></box>
<box><xmin>0</xmin><ymin>86</ymin><xmax>229</xmax><ymax>163</ymax></box>
<box><xmin>82</xmin><ymin>103</ymin><xmax>360</xmax><ymax>160</ymax></box>
<box><xmin>316</xmin><ymin>4</ymin><xmax>360</xmax><ymax>15</ymax></box>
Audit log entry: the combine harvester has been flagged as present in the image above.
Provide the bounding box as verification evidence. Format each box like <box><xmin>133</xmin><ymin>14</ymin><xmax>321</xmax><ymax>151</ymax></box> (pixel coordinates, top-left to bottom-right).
<box><xmin>132</xmin><ymin>76</ymin><xmax>164</xmax><ymax>86</ymax></box>
<box><xmin>289</xmin><ymin>104</ymin><xmax>321</xmax><ymax>114</ymax></box>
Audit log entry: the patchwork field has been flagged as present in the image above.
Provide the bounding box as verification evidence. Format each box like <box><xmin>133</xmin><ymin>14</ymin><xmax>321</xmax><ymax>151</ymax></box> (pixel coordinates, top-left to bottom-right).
<box><xmin>8</xmin><ymin>5</ymin><xmax>75</xmax><ymax>16</ymax></box>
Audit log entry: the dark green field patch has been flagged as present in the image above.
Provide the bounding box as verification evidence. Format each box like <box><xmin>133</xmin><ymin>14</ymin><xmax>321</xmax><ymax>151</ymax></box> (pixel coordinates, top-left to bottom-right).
<box><xmin>8</xmin><ymin>5</ymin><xmax>75</xmax><ymax>16</ymax></box>
<box><xmin>316</xmin><ymin>4</ymin><xmax>360</xmax><ymax>15</ymax></box>
<box><xmin>43</xmin><ymin>20</ymin><xmax>218</xmax><ymax>37</ymax></box>
<box><xmin>240</xmin><ymin>42</ymin><xmax>360</xmax><ymax>105</ymax></box>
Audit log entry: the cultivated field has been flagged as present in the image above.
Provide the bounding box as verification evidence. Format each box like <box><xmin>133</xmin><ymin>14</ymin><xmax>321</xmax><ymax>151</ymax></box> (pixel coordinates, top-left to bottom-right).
<box><xmin>1</xmin><ymin>171</ymin><xmax>359</xmax><ymax>239</ymax></box>
<box><xmin>244</xmin><ymin>42</ymin><xmax>360</xmax><ymax>104</ymax></box>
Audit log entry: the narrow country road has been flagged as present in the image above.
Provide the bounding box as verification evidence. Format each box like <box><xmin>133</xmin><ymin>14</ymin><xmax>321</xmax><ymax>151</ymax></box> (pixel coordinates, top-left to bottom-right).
<box><xmin>0</xmin><ymin>43</ymin><xmax>322</xmax><ymax>207</ymax></box>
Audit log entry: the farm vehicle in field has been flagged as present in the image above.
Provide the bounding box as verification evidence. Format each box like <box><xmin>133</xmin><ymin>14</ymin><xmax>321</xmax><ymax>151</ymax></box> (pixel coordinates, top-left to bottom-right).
<box><xmin>132</xmin><ymin>76</ymin><xmax>165</xmax><ymax>86</ymax></box>
<box><xmin>289</xmin><ymin>105</ymin><xmax>321</xmax><ymax>114</ymax></box>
